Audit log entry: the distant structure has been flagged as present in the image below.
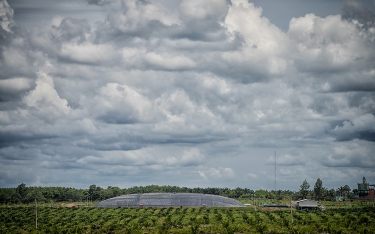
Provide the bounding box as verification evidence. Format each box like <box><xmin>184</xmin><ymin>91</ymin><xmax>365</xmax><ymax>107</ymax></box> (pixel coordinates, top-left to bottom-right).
<box><xmin>95</xmin><ymin>193</ymin><xmax>245</xmax><ymax>207</ymax></box>
<box><xmin>295</xmin><ymin>199</ymin><xmax>318</xmax><ymax>210</ymax></box>
<box><xmin>357</xmin><ymin>177</ymin><xmax>375</xmax><ymax>198</ymax></box>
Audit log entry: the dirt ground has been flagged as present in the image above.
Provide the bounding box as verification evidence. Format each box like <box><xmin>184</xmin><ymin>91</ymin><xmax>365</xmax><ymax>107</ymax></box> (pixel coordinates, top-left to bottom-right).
<box><xmin>61</xmin><ymin>203</ymin><xmax>84</xmax><ymax>207</ymax></box>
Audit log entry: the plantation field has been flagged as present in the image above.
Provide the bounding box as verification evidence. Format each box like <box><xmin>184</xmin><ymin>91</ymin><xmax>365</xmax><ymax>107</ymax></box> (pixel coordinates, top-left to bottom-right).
<box><xmin>1</xmin><ymin>205</ymin><xmax>374</xmax><ymax>233</ymax></box>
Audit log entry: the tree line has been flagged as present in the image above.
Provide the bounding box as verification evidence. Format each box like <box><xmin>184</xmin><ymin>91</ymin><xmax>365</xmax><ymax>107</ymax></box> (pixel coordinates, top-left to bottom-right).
<box><xmin>0</xmin><ymin>178</ymin><xmax>355</xmax><ymax>204</ymax></box>
<box><xmin>298</xmin><ymin>178</ymin><xmax>354</xmax><ymax>200</ymax></box>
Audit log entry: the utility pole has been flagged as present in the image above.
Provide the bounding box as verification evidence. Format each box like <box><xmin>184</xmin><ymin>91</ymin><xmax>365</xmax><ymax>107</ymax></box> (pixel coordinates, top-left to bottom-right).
<box><xmin>290</xmin><ymin>196</ymin><xmax>293</xmax><ymax>224</ymax></box>
<box><xmin>274</xmin><ymin>151</ymin><xmax>277</xmax><ymax>203</ymax></box>
<box><xmin>35</xmin><ymin>198</ymin><xmax>38</xmax><ymax>230</ymax></box>
<box><xmin>254</xmin><ymin>195</ymin><xmax>257</xmax><ymax>211</ymax></box>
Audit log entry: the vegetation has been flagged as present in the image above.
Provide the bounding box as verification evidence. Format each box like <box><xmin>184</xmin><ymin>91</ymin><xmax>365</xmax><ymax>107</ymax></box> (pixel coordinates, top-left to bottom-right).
<box><xmin>0</xmin><ymin>205</ymin><xmax>374</xmax><ymax>233</ymax></box>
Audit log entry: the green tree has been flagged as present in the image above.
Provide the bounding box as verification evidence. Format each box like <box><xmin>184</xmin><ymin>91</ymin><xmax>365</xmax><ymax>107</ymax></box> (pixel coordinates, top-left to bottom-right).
<box><xmin>327</xmin><ymin>188</ymin><xmax>336</xmax><ymax>200</ymax></box>
<box><xmin>314</xmin><ymin>178</ymin><xmax>323</xmax><ymax>199</ymax></box>
<box><xmin>24</xmin><ymin>189</ymin><xmax>46</xmax><ymax>203</ymax></box>
<box><xmin>88</xmin><ymin>184</ymin><xmax>103</xmax><ymax>201</ymax></box>
<box><xmin>16</xmin><ymin>183</ymin><xmax>28</xmax><ymax>202</ymax></box>
<box><xmin>342</xmin><ymin>185</ymin><xmax>351</xmax><ymax>195</ymax></box>
<box><xmin>299</xmin><ymin>179</ymin><xmax>310</xmax><ymax>198</ymax></box>
<box><xmin>254</xmin><ymin>189</ymin><xmax>268</xmax><ymax>198</ymax></box>
<box><xmin>11</xmin><ymin>193</ymin><xmax>21</xmax><ymax>203</ymax></box>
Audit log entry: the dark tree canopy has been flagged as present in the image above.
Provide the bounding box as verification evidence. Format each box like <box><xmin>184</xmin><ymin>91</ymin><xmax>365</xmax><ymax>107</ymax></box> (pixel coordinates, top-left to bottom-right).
<box><xmin>299</xmin><ymin>179</ymin><xmax>310</xmax><ymax>197</ymax></box>
<box><xmin>314</xmin><ymin>178</ymin><xmax>323</xmax><ymax>199</ymax></box>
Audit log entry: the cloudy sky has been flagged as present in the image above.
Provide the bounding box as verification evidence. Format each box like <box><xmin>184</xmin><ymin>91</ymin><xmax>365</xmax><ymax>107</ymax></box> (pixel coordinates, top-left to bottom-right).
<box><xmin>1</xmin><ymin>0</ymin><xmax>375</xmax><ymax>191</ymax></box>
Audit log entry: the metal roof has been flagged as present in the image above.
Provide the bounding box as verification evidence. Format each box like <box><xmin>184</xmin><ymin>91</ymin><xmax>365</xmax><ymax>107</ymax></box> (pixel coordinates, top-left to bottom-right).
<box><xmin>296</xmin><ymin>199</ymin><xmax>318</xmax><ymax>207</ymax></box>
<box><xmin>95</xmin><ymin>193</ymin><xmax>245</xmax><ymax>207</ymax></box>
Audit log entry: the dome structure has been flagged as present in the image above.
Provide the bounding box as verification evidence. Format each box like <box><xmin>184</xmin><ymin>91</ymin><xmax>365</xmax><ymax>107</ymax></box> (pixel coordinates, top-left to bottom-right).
<box><xmin>95</xmin><ymin>193</ymin><xmax>244</xmax><ymax>207</ymax></box>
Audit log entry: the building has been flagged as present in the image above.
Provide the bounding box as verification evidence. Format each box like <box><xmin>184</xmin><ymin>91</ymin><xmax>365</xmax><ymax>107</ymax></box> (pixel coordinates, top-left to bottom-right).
<box><xmin>357</xmin><ymin>177</ymin><xmax>375</xmax><ymax>198</ymax></box>
<box><xmin>296</xmin><ymin>199</ymin><xmax>318</xmax><ymax>210</ymax></box>
<box><xmin>95</xmin><ymin>193</ymin><xmax>245</xmax><ymax>207</ymax></box>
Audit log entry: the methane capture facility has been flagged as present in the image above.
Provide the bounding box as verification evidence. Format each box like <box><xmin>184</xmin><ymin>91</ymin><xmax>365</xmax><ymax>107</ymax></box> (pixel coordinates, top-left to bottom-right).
<box><xmin>95</xmin><ymin>193</ymin><xmax>245</xmax><ymax>207</ymax></box>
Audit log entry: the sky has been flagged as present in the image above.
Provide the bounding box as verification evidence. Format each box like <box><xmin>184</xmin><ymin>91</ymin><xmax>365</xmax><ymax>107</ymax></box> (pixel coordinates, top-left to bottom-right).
<box><xmin>0</xmin><ymin>0</ymin><xmax>375</xmax><ymax>191</ymax></box>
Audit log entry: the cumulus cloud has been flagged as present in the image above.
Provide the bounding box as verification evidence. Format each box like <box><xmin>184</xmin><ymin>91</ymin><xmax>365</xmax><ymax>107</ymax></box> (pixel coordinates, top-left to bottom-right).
<box><xmin>24</xmin><ymin>71</ymin><xmax>71</xmax><ymax>119</ymax></box>
<box><xmin>222</xmin><ymin>0</ymin><xmax>290</xmax><ymax>81</ymax></box>
<box><xmin>1</xmin><ymin>0</ymin><xmax>374</xmax><ymax>189</ymax></box>
<box><xmin>99</xmin><ymin>0</ymin><xmax>180</xmax><ymax>39</ymax></box>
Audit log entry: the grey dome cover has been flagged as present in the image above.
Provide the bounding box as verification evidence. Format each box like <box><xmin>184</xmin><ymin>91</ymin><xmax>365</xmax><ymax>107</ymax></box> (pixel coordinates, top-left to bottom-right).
<box><xmin>95</xmin><ymin>193</ymin><xmax>244</xmax><ymax>207</ymax></box>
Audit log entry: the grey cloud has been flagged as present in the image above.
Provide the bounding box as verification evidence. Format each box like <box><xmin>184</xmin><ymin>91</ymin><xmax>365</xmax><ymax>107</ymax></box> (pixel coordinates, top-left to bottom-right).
<box><xmin>1</xmin><ymin>0</ymin><xmax>375</xmax><ymax>189</ymax></box>
<box><xmin>348</xmin><ymin>92</ymin><xmax>375</xmax><ymax>108</ymax></box>
<box><xmin>179</xmin><ymin>0</ymin><xmax>228</xmax><ymax>21</ymax></box>
<box><xmin>342</xmin><ymin>0</ymin><xmax>375</xmax><ymax>28</ymax></box>
<box><xmin>322</xmin><ymin>141</ymin><xmax>375</xmax><ymax>168</ymax></box>
<box><xmin>56</xmin><ymin>18</ymin><xmax>90</xmax><ymax>42</ymax></box>
<box><xmin>0</xmin><ymin>146</ymin><xmax>40</xmax><ymax>161</ymax></box>
<box><xmin>359</xmin><ymin>130</ymin><xmax>375</xmax><ymax>141</ymax></box>
<box><xmin>0</xmin><ymin>132</ymin><xmax>58</xmax><ymax>148</ymax></box>
<box><xmin>93</xmin><ymin>0</ymin><xmax>271</xmax><ymax>83</ymax></box>
<box><xmin>327</xmin><ymin>114</ymin><xmax>375</xmax><ymax>141</ymax></box>
<box><xmin>327</xmin><ymin>72</ymin><xmax>375</xmax><ymax>92</ymax></box>
<box><xmin>266</xmin><ymin>153</ymin><xmax>306</xmax><ymax>166</ymax></box>
<box><xmin>28</xmin><ymin>17</ymin><xmax>90</xmax><ymax>56</ymax></box>
<box><xmin>98</xmin><ymin>12</ymin><xmax>228</xmax><ymax>43</ymax></box>
<box><xmin>95</xmin><ymin>0</ymin><xmax>179</xmax><ymax>41</ymax></box>
<box><xmin>85</xmin><ymin>0</ymin><xmax>111</xmax><ymax>6</ymax></box>
<box><xmin>172</xmin><ymin>20</ymin><xmax>228</xmax><ymax>42</ymax></box>
<box><xmin>309</xmin><ymin>95</ymin><xmax>339</xmax><ymax>116</ymax></box>
<box><xmin>97</xmin><ymin>111</ymin><xmax>140</xmax><ymax>124</ymax></box>
<box><xmin>73</xmin><ymin>134</ymin><xmax>148</xmax><ymax>151</ymax></box>
<box><xmin>1</xmin><ymin>2</ymin><xmax>57</xmax><ymax>73</ymax></box>
<box><xmin>27</xmin><ymin>18</ymin><xmax>122</xmax><ymax>68</ymax></box>
<box><xmin>0</xmin><ymin>78</ymin><xmax>35</xmax><ymax>102</ymax></box>
<box><xmin>0</xmin><ymin>0</ymin><xmax>14</xmax><ymax>33</ymax></box>
<box><xmin>0</xmin><ymin>26</ymin><xmax>37</xmax><ymax>80</ymax></box>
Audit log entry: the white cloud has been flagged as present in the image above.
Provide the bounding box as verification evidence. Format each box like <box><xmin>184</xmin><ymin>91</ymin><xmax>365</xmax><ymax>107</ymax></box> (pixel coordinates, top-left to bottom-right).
<box><xmin>60</xmin><ymin>43</ymin><xmax>117</xmax><ymax>65</ymax></box>
<box><xmin>144</xmin><ymin>52</ymin><xmax>196</xmax><ymax>70</ymax></box>
<box><xmin>289</xmin><ymin>14</ymin><xmax>366</xmax><ymax>73</ymax></box>
<box><xmin>221</xmin><ymin>0</ymin><xmax>291</xmax><ymax>79</ymax></box>
<box><xmin>23</xmin><ymin>71</ymin><xmax>71</xmax><ymax>117</ymax></box>
<box><xmin>199</xmin><ymin>167</ymin><xmax>236</xmax><ymax>180</ymax></box>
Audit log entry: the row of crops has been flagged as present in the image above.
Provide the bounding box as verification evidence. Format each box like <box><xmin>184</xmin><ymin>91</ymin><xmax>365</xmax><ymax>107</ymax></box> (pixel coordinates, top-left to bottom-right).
<box><xmin>1</xmin><ymin>206</ymin><xmax>374</xmax><ymax>233</ymax></box>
